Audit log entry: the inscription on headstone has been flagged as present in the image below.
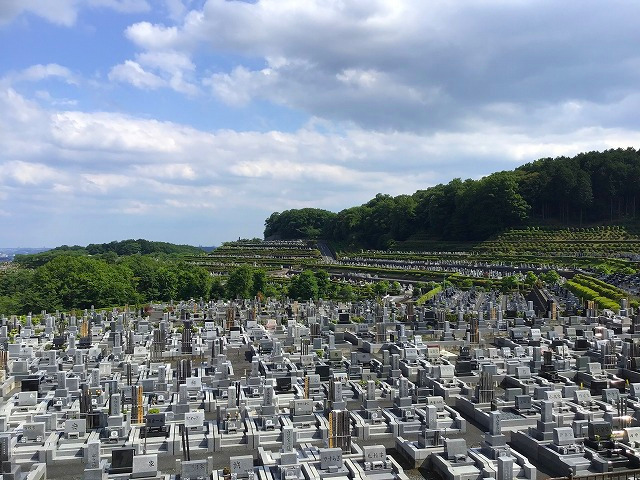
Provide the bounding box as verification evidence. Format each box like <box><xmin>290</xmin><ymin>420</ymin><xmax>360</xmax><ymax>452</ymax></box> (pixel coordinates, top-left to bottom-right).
<box><xmin>320</xmin><ymin>448</ymin><xmax>342</xmax><ymax>470</ymax></box>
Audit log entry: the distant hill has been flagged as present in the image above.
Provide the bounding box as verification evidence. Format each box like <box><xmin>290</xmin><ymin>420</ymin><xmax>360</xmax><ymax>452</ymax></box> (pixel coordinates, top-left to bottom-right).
<box><xmin>264</xmin><ymin>148</ymin><xmax>640</xmax><ymax>249</ymax></box>
<box><xmin>84</xmin><ymin>239</ymin><xmax>204</xmax><ymax>256</ymax></box>
<box><xmin>0</xmin><ymin>247</ymin><xmax>51</xmax><ymax>262</ymax></box>
<box><xmin>13</xmin><ymin>239</ymin><xmax>205</xmax><ymax>268</ymax></box>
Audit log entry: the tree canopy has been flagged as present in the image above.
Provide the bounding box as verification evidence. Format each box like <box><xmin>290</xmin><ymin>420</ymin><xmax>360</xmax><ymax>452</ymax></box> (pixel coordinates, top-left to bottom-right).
<box><xmin>264</xmin><ymin>208</ymin><xmax>337</xmax><ymax>240</ymax></box>
<box><xmin>263</xmin><ymin>148</ymin><xmax>640</xmax><ymax>247</ymax></box>
<box><xmin>0</xmin><ymin>253</ymin><xmax>213</xmax><ymax>314</ymax></box>
<box><xmin>13</xmin><ymin>239</ymin><xmax>204</xmax><ymax>268</ymax></box>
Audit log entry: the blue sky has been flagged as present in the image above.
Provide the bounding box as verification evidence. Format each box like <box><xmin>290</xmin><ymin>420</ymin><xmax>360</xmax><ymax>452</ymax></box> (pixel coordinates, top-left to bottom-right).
<box><xmin>1</xmin><ymin>0</ymin><xmax>640</xmax><ymax>247</ymax></box>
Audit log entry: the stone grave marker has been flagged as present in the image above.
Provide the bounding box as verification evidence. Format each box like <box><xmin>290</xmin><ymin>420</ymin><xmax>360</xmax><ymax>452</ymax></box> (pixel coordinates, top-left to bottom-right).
<box><xmin>320</xmin><ymin>448</ymin><xmax>342</xmax><ymax>470</ymax></box>
<box><xmin>230</xmin><ymin>455</ymin><xmax>253</xmax><ymax>478</ymax></box>
<box><xmin>362</xmin><ymin>445</ymin><xmax>386</xmax><ymax>462</ymax></box>
<box><xmin>182</xmin><ymin>459</ymin><xmax>208</xmax><ymax>479</ymax></box>
<box><xmin>553</xmin><ymin>427</ymin><xmax>575</xmax><ymax>446</ymax></box>
<box><xmin>132</xmin><ymin>454</ymin><xmax>157</xmax><ymax>478</ymax></box>
<box><xmin>184</xmin><ymin>411</ymin><xmax>204</xmax><ymax>429</ymax></box>
<box><xmin>444</xmin><ymin>438</ymin><xmax>467</xmax><ymax>461</ymax></box>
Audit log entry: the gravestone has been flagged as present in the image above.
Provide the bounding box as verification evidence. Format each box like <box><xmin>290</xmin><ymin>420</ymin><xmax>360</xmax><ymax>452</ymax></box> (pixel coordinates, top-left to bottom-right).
<box><xmin>497</xmin><ymin>456</ymin><xmax>514</xmax><ymax>480</ymax></box>
<box><xmin>282</xmin><ymin>425</ymin><xmax>294</xmax><ymax>452</ymax></box>
<box><xmin>320</xmin><ymin>448</ymin><xmax>342</xmax><ymax>470</ymax></box>
<box><xmin>182</xmin><ymin>460</ymin><xmax>208</xmax><ymax>479</ymax></box>
<box><xmin>86</xmin><ymin>440</ymin><xmax>100</xmax><ymax>469</ymax></box>
<box><xmin>293</xmin><ymin>399</ymin><xmax>313</xmax><ymax>416</ymax></box>
<box><xmin>515</xmin><ymin>395</ymin><xmax>532</xmax><ymax>411</ymax></box>
<box><xmin>332</xmin><ymin>381</ymin><xmax>343</xmax><ymax>402</ymax></box>
<box><xmin>23</xmin><ymin>422</ymin><xmax>45</xmax><ymax>442</ymax></box>
<box><xmin>264</xmin><ymin>385</ymin><xmax>274</xmax><ymax>406</ymax></box>
<box><xmin>425</xmin><ymin>396</ymin><xmax>445</xmax><ymax>412</ymax></box>
<box><xmin>540</xmin><ymin>400</ymin><xmax>553</xmax><ymax>423</ymax></box>
<box><xmin>438</xmin><ymin>365</ymin><xmax>455</xmax><ymax>379</ymax></box>
<box><xmin>184</xmin><ymin>411</ymin><xmax>204</xmax><ymax>429</ymax></box>
<box><xmin>110</xmin><ymin>394</ymin><xmax>121</xmax><ymax>416</ymax></box>
<box><xmin>544</xmin><ymin>390</ymin><xmax>562</xmax><ymax>403</ymax></box>
<box><xmin>574</xmin><ymin>390</ymin><xmax>593</xmax><ymax>405</ymax></box>
<box><xmin>554</xmin><ymin>427</ymin><xmax>575</xmax><ymax>447</ymax></box>
<box><xmin>425</xmin><ymin>404</ymin><xmax>437</xmax><ymax>429</ymax></box>
<box><xmin>132</xmin><ymin>454</ymin><xmax>157</xmax><ymax>478</ymax></box>
<box><xmin>489</xmin><ymin>411</ymin><xmax>501</xmax><ymax>436</ymax></box>
<box><xmin>18</xmin><ymin>392</ymin><xmax>37</xmax><ymax>406</ymax></box>
<box><xmin>515</xmin><ymin>366</ymin><xmax>531</xmax><ymax>379</ymax></box>
<box><xmin>624</xmin><ymin>427</ymin><xmax>640</xmax><ymax>446</ymax></box>
<box><xmin>602</xmin><ymin>388</ymin><xmax>620</xmax><ymax>404</ymax></box>
<box><xmin>444</xmin><ymin>438</ymin><xmax>467</xmax><ymax>461</ymax></box>
<box><xmin>179</xmin><ymin>385</ymin><xmax>189</xmax><ymax>404</ymax></box>
<box><xmin>0</xmin><ymin>434</ymin><xmax>11</xmax><ymax>462</ymax></box>
<box><xmin>398</xmin><ymin>377</ymin><xmax>409</xmax><ymax>399</ymax></box>
<box><xmin>367</xmin><ymin>380</ymin><xmax>376</xmax><ymax>401</ymax></box>
<box><xmin>362</xmin><ymin>445</ymin><xmax>385</xmax><ymax>463</ymax></box>
<box><xmin>65</xmin><ymin>418</ymin><xmax>87</xmax><ymax>436</ymax></box>
<box><xmin>91</xmin><ymin>369</ymin><xmax>100</xmax><ymax>387</ymax></box>
<box><xmin>230</xmin><ymin>455</ymin><xmax>253</xmax><ymax>478</ymax></box>
<box><xmin>186</xmin><ymin>377</ymin><xmax>202</xmax><ymax>390</ymax></box>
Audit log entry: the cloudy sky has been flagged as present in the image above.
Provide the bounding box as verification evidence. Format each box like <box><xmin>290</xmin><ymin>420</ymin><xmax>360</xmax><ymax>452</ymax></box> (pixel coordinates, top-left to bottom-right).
<box><xmin>1</xmin><ymin>0</ymin><xmax>640</xmax><ymax>247</ymax></box>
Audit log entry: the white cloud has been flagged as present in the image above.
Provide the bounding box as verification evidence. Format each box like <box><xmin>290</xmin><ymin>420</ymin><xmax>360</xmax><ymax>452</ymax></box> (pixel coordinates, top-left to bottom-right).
<box><xmin>0</xmin><ymin>0</ymin><xmax>150</xmax><ymax>27</ymax></box>
<box><xmin>117</xmin><ymin>0</ymin><xmax>640</xmax><ymax>132</ymax></box>
<box><xmin>205</xmin><ymin>66</ymin><xmax>272</xmax><ymax>106</ymax></box>
<box><xmin>163</xmin><ymin>0</ymin><xmax>198</xmax><ymax>21</ymax></box>
<box><xmin>121</xmin><ymin>201</ymin><xmax>154</xmax><ymax>214</ymax></box>
<box><xmin>109</xmin><ymin>51</ymin><xmax>199</xmax><ymax>95</ymax></box>
<box><xmin>137</xmin><ymin>51</ymin><xmax>194</xmax><ymax>74</ymax></box>
<box><xmin>81</xmin><ymin>173</ymin><xmax>133</xmax><ymax>193</ymax></box>
<box><xmin>0</xmin><ymin>0</ymin><xmax>78</xmax><ymax>26</ymax></box>
<box><xmin>11</xmin><ymin>64</ymin><xmax>78</xmax><ymax>85</ymax></box>
<box><xmin>108</xmin><ymin>60</ymin><xmax>165</xmax><ymax>89</ymax></box>
<box><xmin>132</xmin><ymin>163</ymin><xmax>197</xmax><ymax>180</ymax></box>
<box><xmin>0</xmin><ymin>161</ymin><xmax>63</xmax><ymax>185</ymax></box>
<box><xmin>125</xmin><ymin>22</ymin><xmax>181</xmax><ymax>50</ymax></box>
<box><xmin>3</xmin><ymin>86</ymin><xmax>640</xmax><ymax>210</ymax></box>
<box><xmin>165</xmin><ymin>199</ymin><xmax>216</xmax><ymax>209</ymax></box>
<box><xmin>34</xmin><ymin>90</ymin><xmax>78</xmax><ymax>107</ymax></box>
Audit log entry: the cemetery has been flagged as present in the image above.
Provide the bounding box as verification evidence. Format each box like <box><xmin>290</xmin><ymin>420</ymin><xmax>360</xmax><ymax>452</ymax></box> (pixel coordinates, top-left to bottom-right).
<box><xmin>3</xmin><ymin>214</ymin><xmax>640</xmax><ymax>480</ymax></box>
<box><xmin>0</xmin><ymin>282</ymin><xmax>638</xmax><ymax>480</ymax></box>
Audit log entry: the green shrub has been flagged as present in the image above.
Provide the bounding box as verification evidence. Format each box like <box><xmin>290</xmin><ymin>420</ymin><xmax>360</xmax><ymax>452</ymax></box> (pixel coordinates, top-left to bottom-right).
<box><xmin>416</xmin><ymin>286</ymin><xmax>442</xmax><ymax>306</ymax></box>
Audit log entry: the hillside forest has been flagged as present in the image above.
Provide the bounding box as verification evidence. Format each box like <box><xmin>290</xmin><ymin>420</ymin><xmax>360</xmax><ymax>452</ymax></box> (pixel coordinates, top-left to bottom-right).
<box><xmin>264</xmin><ymin>148</ymin><xmax>640</xmax><ymax>248</ymax></box>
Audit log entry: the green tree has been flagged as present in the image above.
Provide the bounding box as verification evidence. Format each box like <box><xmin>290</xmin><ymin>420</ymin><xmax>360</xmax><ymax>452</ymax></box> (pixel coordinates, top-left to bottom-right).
<box><xmin>251</xmin><ymin>269</ymin><xmax>268</xmax><ymax>297</ymax></box>
<box><xmin>264</xmin><ymin>208</ymin><xmax>336</xmax><ymax>239</ymax></box>
<box><xmin>210</xmin><ymin>277</ymin><xmax>226</xmax><ymax>299</ymax></box>
<box><xmin>540</xmin><ymin>270</ymin><xmax>560</xmax><ymax>285</ymax></box>
<box><xmin>337</xmin><ymin>283</ymin><xmax>354</xmax><ymax>301</ymax></box>
<box><xmin>460</xmin><ymin>278</ymin><xmax>474</xmax><ymax>289</ymax></box>
<box><xmin>373</xmin><ymin>280</ymin><xmax>390</xmax><ymax>296</ymax></box>
<box><xmin>226</xmin><ymin>266</ymin><xmax>254</xmax><ymax>299</ymax></box>
<box><xmin>288</xmin><ymin>270</ymin><xmax>319</xmax><ymax>300</ymax></box>
<box><xmin>524</xmin><ymin>271</ymin><xmax>538</xmax><ymax>287</ymax></box>
<box><xmin>314</xmin><ymin>270</ymin><xmax>331</xmax><ymax>298</ymax></box>
<box><xmin>500</xmin><ymin>275</ymin><xmax>521</xmax><ymax>292</ymax></box>
<box><xmin>175</xmin><ymin>263</ymin><xmax>211</xmax><ymax>300</ymax></box>
<box><xmin>389</xmin><ymin>281</ymin><xmax>402</xmax><ymax>295</ymax></box>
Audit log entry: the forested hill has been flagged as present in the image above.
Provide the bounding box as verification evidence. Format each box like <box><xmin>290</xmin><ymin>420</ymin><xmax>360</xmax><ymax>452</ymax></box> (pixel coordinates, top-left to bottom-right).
<box><xmin>264</xmin><ymin>148</ymin><xmax>640</xmax><ymax>249</ymax></box>
<box><xmin>13</xmin><ymin>239</ymin><xmax>204</xmax><ymax>268</ymax></box>
<box><xmin>2</xmin><ymin>239</ymin><xmax>212</xmax><ymax>314</ymax></box>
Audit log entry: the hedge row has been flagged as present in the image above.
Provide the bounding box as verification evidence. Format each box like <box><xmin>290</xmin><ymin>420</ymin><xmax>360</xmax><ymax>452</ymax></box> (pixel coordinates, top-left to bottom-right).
<box><xmin>416</xmin><ymin>286</ymin><xmax>443</xmax><ymax>306</ymax></box>
<box><xmin>566</xmin><ymin>280</ymin><xmax>621</xmax><ymax>311</ymax></box>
